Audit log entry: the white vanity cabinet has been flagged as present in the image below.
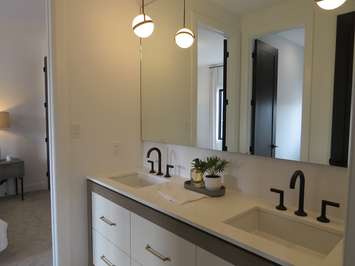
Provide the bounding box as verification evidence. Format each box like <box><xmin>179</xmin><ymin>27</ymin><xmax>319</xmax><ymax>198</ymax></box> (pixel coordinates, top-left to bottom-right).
<box><xmin>90</xmin><ymin>192</ymin><xmax>221</xmax><ymax>266</ymax></box>
<box><xmin>92</xmin><ymin>229</ymin><xmax>131</xmax><ymax>266</ymax></box>
<box><xmin>91</xmin><ymin>192</ymin><xmax>131</xmax><ymax>255</ymax></box>
<box><xmin>131</xmin><ymin>213</ymin><xmax>195</xmax><ymax>266</ymax></box>
<box><xmin>197</xmin><ymin>247</ymin><xmax>234</xmax><ymax>266</ymax></box>
<box><xmin>89</xmin><ymin>184</ymin><xmax>274</xmax><ymax>266</ymax></box>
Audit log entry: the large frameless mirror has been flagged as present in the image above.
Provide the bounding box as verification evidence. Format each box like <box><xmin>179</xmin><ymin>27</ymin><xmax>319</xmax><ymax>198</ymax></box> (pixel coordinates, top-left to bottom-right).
<box><xmin>141</xmin><ymin>0</ymin><xmax>355</xmax><ymax>167</ymax></box>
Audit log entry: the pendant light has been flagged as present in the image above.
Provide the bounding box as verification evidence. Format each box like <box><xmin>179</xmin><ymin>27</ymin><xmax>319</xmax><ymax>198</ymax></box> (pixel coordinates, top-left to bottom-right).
<box><xmin>132</xmin><ymin>0</ymin><xmax>154</xmax><ymax>38</ymax></box>
<box><xmin>315</xmin><ymin>0</ymin><xmax>347</xmax><ymax>10</ymax></box>
<box><xmin>175</xmin><ymin>0</ymin><xmax>195</xmax><ymax>49</ymax></box>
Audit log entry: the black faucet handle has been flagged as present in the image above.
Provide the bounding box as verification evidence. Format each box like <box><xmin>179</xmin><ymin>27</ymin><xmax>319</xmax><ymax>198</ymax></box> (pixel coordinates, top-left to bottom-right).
<box><xmin>165</xmin><ymin>164</ymin><xmax>174</xmax><ymax>178</ymax></box>
<box><xmin>270</xmin><ymin>188</ymin><xmax>287</xmax><ymax>211</ymax></box>
<box><xmin>147</xmin><ymin>160</ymin><xmax>156</xmax><ymax>174</ymax></box>
<box><xmin>317</xmin><ymin>200</ymin><xmax>340</xmax><ymax>223</ymax></box>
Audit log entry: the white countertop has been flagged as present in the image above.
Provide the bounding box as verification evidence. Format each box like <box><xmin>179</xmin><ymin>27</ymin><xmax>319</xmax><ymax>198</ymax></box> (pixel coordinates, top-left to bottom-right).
<box><xmin>88</xmin><ymin>171</ymin><xmax>344</xmax><ymax>266</ymax></box>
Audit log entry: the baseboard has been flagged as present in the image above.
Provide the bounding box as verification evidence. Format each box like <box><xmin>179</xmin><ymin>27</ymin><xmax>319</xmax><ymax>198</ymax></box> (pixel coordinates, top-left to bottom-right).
<box><xmin>24</xmin><ymin>180</ymin><xmax>49</xmax><ymax>192</ymax></box>
<box><xmin>0</xmin><ymin>179</ymin><xmax>48</xmax><ymax>197</ymax></box>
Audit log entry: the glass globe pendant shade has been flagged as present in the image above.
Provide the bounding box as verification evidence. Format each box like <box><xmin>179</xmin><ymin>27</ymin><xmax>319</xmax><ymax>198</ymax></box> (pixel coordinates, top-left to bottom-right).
<box><xmin>132</xmin><ymin>14</ymin><xmax>154</xmax><ymax>38</ymax></box>
<box><xmin>175</xmin><ymin>28</ymin><xmax>195</xmax><ymax>49</ymax></box>
<box><xmin>316</xmin><ymin>0</ymin><xmax>347</xmax><ymax>10</ymax></box>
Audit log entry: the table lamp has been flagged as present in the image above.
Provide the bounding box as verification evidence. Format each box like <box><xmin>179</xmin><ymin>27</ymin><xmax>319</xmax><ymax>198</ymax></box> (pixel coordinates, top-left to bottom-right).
<box><xmin>0</xmin><ymin>112</ymin><xmax>10</xmax><ymax>160</ymax></box>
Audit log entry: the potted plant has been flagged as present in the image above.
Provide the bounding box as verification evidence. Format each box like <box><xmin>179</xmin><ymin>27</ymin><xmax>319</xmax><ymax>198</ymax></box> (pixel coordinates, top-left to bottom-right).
<box><xmin>190</xmin><ymin>158</ymin><xmax>207</xmax><ymax>187</ymax></box>
<box><xmin>203</xmin><ymin>156</ymin><xmax>229</xmax><ymax>191</ymax></box>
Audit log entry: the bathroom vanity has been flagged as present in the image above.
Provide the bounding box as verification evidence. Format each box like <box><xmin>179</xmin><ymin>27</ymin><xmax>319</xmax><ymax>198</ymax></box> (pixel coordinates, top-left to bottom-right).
<box><xmin>88</xmin><ymin>173</ymin><xmax>344</xmax><ymax>266</ymax></box>
<box><xmin>88</xmin><ymin>1</ymin><xmax>354</xmax><ymax>264</ymax></box>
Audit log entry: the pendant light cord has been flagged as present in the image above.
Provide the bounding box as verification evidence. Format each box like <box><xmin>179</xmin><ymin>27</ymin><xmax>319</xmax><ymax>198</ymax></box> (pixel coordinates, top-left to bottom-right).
<box><xmin>183</xmin><ymin>0</ymin><xmax>186</xmax><ymax>27</ymax></box>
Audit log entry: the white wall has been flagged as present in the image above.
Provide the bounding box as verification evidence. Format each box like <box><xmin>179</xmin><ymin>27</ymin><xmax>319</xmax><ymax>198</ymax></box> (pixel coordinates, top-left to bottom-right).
<box><xmin>51</xmin><ymin>0</ymin><xmax>141</xmax><ymax>265</ymax></box>
<box><xmin>345</xmin><ymin>100</ymin><xmax>355</xmax><ymax>265</ymax></box>
<box><xmin>0</xmin><ymin>0</ymin><xmax>48</xmax><ymax>193</ymax></box>
<box><xmin>197</xmin><ymin>27</ymin><xmax>224</xmax><ymax>150</ymax></box>
<box><xmin>142</xmin><ymin>0</ymin><xmax>193</xmax><ymax>146</ymax></box>
<box><xmin>197</xmin><ymin>66</ymin><xmax>211</xmax><ymax>148</ymax></box>
<box><xmin>143</xmin><ymin>141</ymin><xmax>348</xmax><ymax>220</ymax></box>
<box><xmin>261</xmin><ymin>33</ymin><xmax>304</xmax><ymax>161</ymax></box>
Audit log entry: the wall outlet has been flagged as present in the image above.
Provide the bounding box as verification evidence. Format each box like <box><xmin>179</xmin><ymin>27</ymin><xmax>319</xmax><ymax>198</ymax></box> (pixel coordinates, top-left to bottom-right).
<box><xmin>113</xmin><ymin>142</ymin><xmax>121</xmax><ymax>156</ymax></box>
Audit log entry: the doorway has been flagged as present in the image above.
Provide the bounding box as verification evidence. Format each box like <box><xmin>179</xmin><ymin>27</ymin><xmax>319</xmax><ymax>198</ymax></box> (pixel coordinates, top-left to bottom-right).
<box><xmin>0</xmin><ymin>0</ymin><xmax>52</xmax><ymax>265</ymax></box>
<box><xmin>197</xmin><ymin>25</ymin><xmax>228</xmax><ymax>151</ymax></box>
<box><xmin>251</xmin><ymin>28</ymin><xmax>305</xmax><ymax>160</ymax></box>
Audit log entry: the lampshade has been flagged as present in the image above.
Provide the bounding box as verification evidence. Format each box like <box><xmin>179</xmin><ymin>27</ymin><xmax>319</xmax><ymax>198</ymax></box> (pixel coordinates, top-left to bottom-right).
<box><xmin>132</xmin><ymin>14</ymin><xmax>155</xmax><ymax>38</ymax></box>
<box><xmin>316</xmin><ymin>0</ymin><xmax>347</xmax><ymax>10</ymax></box>
<box><xmin>175</xmin><ymin>0</ymin><xmax>195</xmax><ymax>49</ymax></box>
<box><xmin>0</xmin><ymin>112</ymin><xmax>10</xmax><ymax>129</ymax></box>
<box><xmin>175</xmin><ymin>28</ymin><xmax>195</xmax><ymax>48</ymax></box>
<box><xmin>132</xmin><ymin>0</ymin><xmax>154</xmax><ymax>38</ymax></box>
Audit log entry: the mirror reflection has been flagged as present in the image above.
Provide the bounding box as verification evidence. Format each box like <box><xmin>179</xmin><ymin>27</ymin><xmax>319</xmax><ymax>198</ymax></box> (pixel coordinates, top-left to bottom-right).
<box><xmin>141</xmin><ymin>0</ymin><xmax>355</xmax><ymax>167</ymax></box>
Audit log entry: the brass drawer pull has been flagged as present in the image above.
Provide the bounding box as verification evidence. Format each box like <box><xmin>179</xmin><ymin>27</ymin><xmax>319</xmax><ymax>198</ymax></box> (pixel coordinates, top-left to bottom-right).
<box><xmin>100</xmin><ymin>255</ymin><xmax>115</xmax><ymax>266</ymax></box>
<box><xmin>100</xmin><ymin>216</ymin><xmax>117</xmax><ymax>226</ymax></box>
<box><xmin>145</xmin><ymin>244</ymin><xmax>171</xmax><ymax>262</ymax></box>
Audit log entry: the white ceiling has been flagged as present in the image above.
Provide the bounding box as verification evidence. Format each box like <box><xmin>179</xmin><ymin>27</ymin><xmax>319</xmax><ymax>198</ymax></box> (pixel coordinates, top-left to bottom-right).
<box><xmin>208</xmin><ymin>0</ymin><xmax>283</xmax><ymax>14</ymax></box>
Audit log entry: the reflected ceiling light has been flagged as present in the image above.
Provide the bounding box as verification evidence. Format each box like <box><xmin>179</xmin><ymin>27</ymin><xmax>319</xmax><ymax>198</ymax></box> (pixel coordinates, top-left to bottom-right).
<box><xmin>315</xmin><ymin>0</ymin><xmax>347</xmax><ymax>10</ymax></box>
<box><xmin>132</xmin><ymin>0</ymin><xmax>154</xmax><ymax>38</ymax></box>
<box><xmin>175</xmin><ymin>0</ymin><xmax>195</xmax><ymax>49</ymax></box>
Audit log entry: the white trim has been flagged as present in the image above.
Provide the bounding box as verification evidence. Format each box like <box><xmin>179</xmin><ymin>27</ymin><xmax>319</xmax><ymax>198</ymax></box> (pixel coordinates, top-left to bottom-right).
<box><xmin>24</xmin><ymin>181</ymin><xmax>48</xmax><ymax>192</ymax></box>
<box><xmin>46</xmin><ymin>1</ymin><xmax>57</xmax><ymax>265</ymax></box>
<box><xmin>344</xmin><ymin>37</ymin><xmax>355</xmax><ymax>266</ymax></box>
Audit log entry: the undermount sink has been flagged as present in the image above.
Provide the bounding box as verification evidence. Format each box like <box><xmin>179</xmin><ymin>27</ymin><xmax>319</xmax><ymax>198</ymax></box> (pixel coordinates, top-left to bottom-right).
<box><xmin>110</xmin><ymin>173</ymin><xmax>167</xmax><ymax>188</ymax></box>
<box><xmin>224</xmin><ymin>207</ymin><xmax>343</xmax><ymax>258</ymax></box>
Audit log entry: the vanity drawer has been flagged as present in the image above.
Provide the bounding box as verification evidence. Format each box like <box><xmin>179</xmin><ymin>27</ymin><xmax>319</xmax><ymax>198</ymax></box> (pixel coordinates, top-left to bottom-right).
<box><xmin>131</xmin><ymin>213</ymin><xmax>195</xmax><ymax>266</ymax></box>
<box><xmin>93</xmin><ymin>229</ymin><xmax>130</xmax><ymax>266</ymax></box>
<box><xmin>196</xmin><ymin>247</ymin><xmax>234</xmax><ymax>266</ymax></box>
<box><xmin>91</xmin><ymin>192</ymin><xmax>131</xmax><ymax>254</ymax></box>
<box><xmin>132</xmin><ymin>260</ymin><xmax>143</xmax><ymax>266</ymax></box>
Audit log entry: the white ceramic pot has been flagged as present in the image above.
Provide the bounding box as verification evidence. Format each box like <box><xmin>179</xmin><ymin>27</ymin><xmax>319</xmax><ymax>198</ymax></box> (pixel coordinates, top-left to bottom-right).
<box><xmin>204</xmin><ymin>175</ymin><xmax>222</xmax><ymax>191</ymax></box>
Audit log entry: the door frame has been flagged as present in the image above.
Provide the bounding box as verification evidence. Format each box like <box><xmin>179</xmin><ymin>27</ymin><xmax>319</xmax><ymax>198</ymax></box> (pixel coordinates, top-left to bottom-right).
<box><xmin>46</xmin><ymin>0</ymin><xmax>64</xmax><ymax>265</ymax></box>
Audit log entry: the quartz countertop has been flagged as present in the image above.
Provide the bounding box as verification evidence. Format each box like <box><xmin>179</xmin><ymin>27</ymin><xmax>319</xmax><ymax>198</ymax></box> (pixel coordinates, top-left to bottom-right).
<box><xmin>88</xmin><ymin>171</ymin><xmax>344</xmax><ymax>266</ymax></box>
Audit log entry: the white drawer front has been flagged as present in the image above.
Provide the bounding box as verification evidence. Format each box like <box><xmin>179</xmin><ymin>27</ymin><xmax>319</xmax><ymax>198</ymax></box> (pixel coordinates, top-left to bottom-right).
<box><xmin>92</xmin><ymin>192</ymin><xmax>131</xmax><ymax>254</ymax></box>
<box><xmin>132</xmin><ymin>260</ymin><xmax>143</xmax><ymax>266</ymax></box>
<box><xmin>132</xmin><ymin>214</ymin><xmax>195</xmax><ymax>266</ymax></box>
<box><xmin>93</xmin><ymin>229</ymin><xmax>130</xmax><ymax>266</ymax></box>
<box><xmin>196</xmin><ymin>247</ymin><xmax>234</xmax><ymax>266</ymax></box>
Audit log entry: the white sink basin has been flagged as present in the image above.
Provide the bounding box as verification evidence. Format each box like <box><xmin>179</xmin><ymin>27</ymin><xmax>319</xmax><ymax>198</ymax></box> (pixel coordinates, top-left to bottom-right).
<box><xmin>224</xmin><ymin>207</ymin><xmax>343</xmax><ymax>258</ymax></box>
<box><xmin>110</xmin><ymin>173</ymin><xmax>167</xmax><ymax>188</ymax></box>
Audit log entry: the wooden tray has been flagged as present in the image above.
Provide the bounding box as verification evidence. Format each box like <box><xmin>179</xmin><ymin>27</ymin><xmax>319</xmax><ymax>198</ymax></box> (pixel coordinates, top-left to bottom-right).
<box><xmin>184</xmin><ymin>181</ymin><xmax>225</xmax><ymax>197</ymax></box>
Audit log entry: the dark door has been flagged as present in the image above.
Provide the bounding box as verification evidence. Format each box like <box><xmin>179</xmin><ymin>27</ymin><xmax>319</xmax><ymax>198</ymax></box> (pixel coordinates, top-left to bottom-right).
<box><xmin>250</xmin><ymin>40</ymin><xmax>278</xmax><ymax>157</ymax></box>
<box><xmin>43</xmin><ymin>56</ymin><xmax>50</xmax><ymax>190</ymax></box>
<box><xmin>221</xmin><ymin>39</ymin><xmax>229</xmax><ymax>151</ymax></box>
<box><xmin>329</xmin><ymin>11</ymin><xmax>355</xmax><ymax>167</ymax></box>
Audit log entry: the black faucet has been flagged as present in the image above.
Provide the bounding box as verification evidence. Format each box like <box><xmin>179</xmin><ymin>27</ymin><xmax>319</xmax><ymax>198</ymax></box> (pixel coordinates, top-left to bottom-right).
<box><xmin>270</xmin><ymin>188</ymin><xmax>287</xmax><ymax>211</ymax></box>
<box><xmin>147</xmin><ymin>160</ymin><xmax>156</xmax><ymax>174</ymax></box>
<box><xmin>147</xmin><ymin>147</ymin><xmax>163</xmax><ymax>176</ymax></box>
<box><xmin>164</xmin><ymin>164</ymin><xmax>174</xmax><ymax>178</ymax></box>
<box><xmin>290</xmin><ymin>170</ymin><xmax>307</xmax><ymax>217</ymax></box>
<box><xmin>317</xmin><ymin>200</ymin><xmax>340</xmax><ymax>223</ymax></box>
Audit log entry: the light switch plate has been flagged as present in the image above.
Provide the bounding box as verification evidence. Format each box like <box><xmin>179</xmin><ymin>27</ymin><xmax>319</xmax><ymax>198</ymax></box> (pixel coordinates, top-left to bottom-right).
<box><xmin>70</xmin><ymin>124</ymin><xmax>81</xmax><ymax>139</ymax></box>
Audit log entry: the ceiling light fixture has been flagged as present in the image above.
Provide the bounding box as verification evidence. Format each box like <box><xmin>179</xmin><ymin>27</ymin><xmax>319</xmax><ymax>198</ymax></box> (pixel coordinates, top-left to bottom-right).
<box><xmin>315</xmin><ymin>0</ymin><xmax>347</xmax><ymax>10</ymax></box>
<box><xmin>175</xmin><ymin>0</ymin><xmax>195</xmax><ymax>49</ymax></box>
<box><xmin>132</xmin><ymin>0</ymin><xmax>155</xmax><ymax>38</ymax></box>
